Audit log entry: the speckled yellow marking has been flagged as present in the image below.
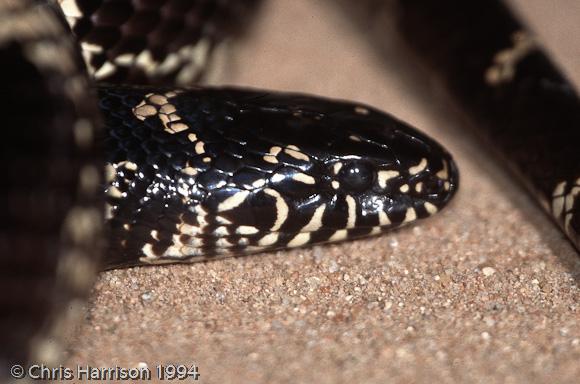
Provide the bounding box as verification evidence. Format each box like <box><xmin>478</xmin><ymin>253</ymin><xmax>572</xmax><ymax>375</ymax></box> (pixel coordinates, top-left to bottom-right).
<box><xmin>79</xmin><ymin>165</ymin><xmax>99</xmax><ymax>195</ymax></box>
<box><xmin>182</xmin><ymin>167</ymin><xmax>197</xmax><ymax>176</ymax></box>
<box><xmin>288</xmin><ymin>233</ymin><xmax>311</xmax><ymax>247</ymax></box>
<box><xmin>378</xmin><ymin>211</ymin><xmax>391</xmax><ymax>226</ymax></box>
<box><xmin>424</xmin><ymin>202</ymin><xmax>438</xmax><ymax>215</ymax></box>
<box><xmin>400</xmin><ymin>184</ymin><xmax>410</xmax><ymax>193</ymax></box>
<box><xmin>140</xmin><ymin>244</ymin><xmax>176</xmax><ymax>264</ymax></box>
<box><xmin>93</xmin><ymin>61</ymin><xmax>116</xmax><ymax>80</ymax></box>
<box><xmin>258</xmin><ymin>232</ymin><xmax>279</xmax><ymax>246</ymax></box>
<box><xmin>79</xmin><ymin>44</ymin><xmax>104</xmax><ymax>76</ymax></box>
<box><xmin>378</xmin><ymin>170</ymin><xmax>399</xmax><ymax>188</ymax></box>
<box><xmin>194</xmin><ymin>205</ymin><xmax>209</xmax><ymax>228</ymax></box>
<box><xmin>345</xmin><ymin>195</ymin><xmax>357</xmax><ymax>228</ymax></box>
<box><xmin>123</xmin><ymin>223</ymin><xmax>130</xmax><ymax>231</ymax></box>
<box><xmin>552</xmin><ymin>181</ymin><xmax>567</xmax><ymax>217</ymax></box>
<box><xmin>216</xmin><ymin>238</ymin><xmax>234</xmax><ymax>248</ymax></box>
<box><xmin>217</xmin><ymin>190</ymin><xmax>250</xmax><ymax>212</ymax></box>
<box><xmin>565</xmin><ymin>213</ymin><xmax>573</xmax><ymax>233</ymax></box>
<box><xmin>175</xmin><ymin>39</ymin><xmax>211</xmax><ymax>84</ymax></box>
<box><xmin>73</xmin><ymin>118</ymin><xmax>94</xmax><ymax>149</ymax></box>
<box><xmin>565</xmin><ymin>193</ymin><xmax>575</xmax><ymax>211</ymax></box>
<box><xmin>331</xmin><ymin>180</ymin><xmax>340</xmax><ymax>190</ymax></box>
<box><xmin>114</xmin><ymin>53</ymin><xmax>135</xmax><ymax>66</ymax></box>
<box><xmin>202</xmin><ymin>157</ymin><xmax>212</xmax><ymax>163</ymax></box>
<box><xmin>553</xmin><ymin>181</ymin><xmax>566</xmax><ymax>196</ymax></box>
<box><xmin>265</xmin><ymin>188</ymin><xmax>289</xmax><ymax>231</ymax></box>
<box><xmin>80</xmin><ymin>41</ymin><xmax>103</xmax><ymax>54</ymax></box>
<box><xmin>415</xmin><ymin>182</ymin><xmax>423</xmax><ymax>193</ymax></box>
<box><xmin>195</xmin><ymin>141</ymin><xmax>205</xmax><ymax>155</ymax></box>
<box><xmin>105</xmin><ymin>164</ymin><xmax>116</xmax><ymax>183</ymax></box>
<box><xmin>403</xmin><ymin>208</ymin><xmax>417</xmax><ymax>223</ymax></box>
<box><xmin>160</xmin><ymin>104</ymin><xmax>176</xmax><ymax>114</ymax></box>
<box><xmin>63</xmin><ymin>207</ymin><xmax>100</xmax><ymax>245</ymax></box>
<box><xmin>169</xmin><ymin>122</ymin><xmax>188</xmax><ymax>133</ymax></box>
<box><xmin>354</xmin><ymin>106</ymin><xmax>369</xmax><ymax>115</ymax></box>
<box><xmin>158</xmin><ymin>113</ymin><xmax>172</xmax><ymax>126</ymax></box>
<box><xmin>284</xmin><ymin>146</ymin><xmax>310</xmax><ymax>161</ymax></box>
<box><xmin>132</xmin><ymin>92</ymin><xmax>189</xmax><ymax>134</ymax></box>
<box><xmin>178</xmin><ymin>222</ymin><xmax>202</xmax><ymax>235</ymax></box>
<box><xmin>370</xmin><ymin>227</ymin><xmax>381</xmax><ymax>235</ymax></box>
<box><xmin>301</xmin><ymin>204</ymin><xmax>327</xmax><ymax>232</ymax></box>
<box><xmin>59</xmin><ymin>0</ymin><xmax>82</xmax><ymax>17</ymax></box>
<box><xmin>135</xmin><ymin>50</ymin><xmax>155</xmax><ymax>74</ymax></box>
<box><xmin>236</xmin><ymin>226</ymin><xmax>260</xmax><ymax>235</ymax></box>
<box><xmin>177</xmin><ymin>184</ymin><xmax>190</xmax><ymax>200</ymax></box>
<box><xmin>214</xmin><ymin>226</ymin><xmax>229</xmax><ymax>236</ymax></box>
<box><xmin>437</xmin><ymin>162</ymin><xmax>449</xmax><ymax>180</ymax></box>
<box><xmin>150</xmin><ymin>230</ymin><xmax>160</xmax><ymax>241</ymax></box>
<box><xmin>216</xmin><ymin>216</ymin><xmax>232</xmax><ymax>225</ymax></box>
<box><xmin>333</xmin><ymin>162</ymin><xmax>343</xmax><ymax>175</ymax></box>
<box><xmin>107</xmin><ymin>186</ymin><xmax>124</xmax><ymax>198</ymax></box>
<box><xmin>263</xmin><ymin>155</ymin><xmax>278</xmax><ymax>164</ymax></box>
<box><xmin>485</xmin><ymin>30</ymin><xmax>536</xmax><ymax>86</ymax></box>
<box><xmin>171</xmin><ymin>235</ymin><xmax>200</xmax><ymax>250</ymax></box>
<box><xmin>292</xmin><ymin>173</ymin><xmax>316</xmax><ymax>185</ymax></box>
<box><xmin>263</xmin><ymin>146</ymin><xmax>283</xmax><ymax>163</ymax></box>
<box><xmin>252</xmin><ymin>179</ymin><xmax>266</xmax><ymax>189</ymax></box>
<box><xmin>104</xmin><ymin>203</ymin><xmax>113</xmax><ymax>220</ymax></box>
<box><xmin>121</xmin><ymin>161</ymin><xmax>137</xmax><ymax>171</ymax></box>
<box><xmin>349</xmin><ymin>135</ymin><xmax>362</xmax><ymax>142</ymax></box>
<box><xmin>329</xmin><ymin>229</ymin><xmax>348</xmax><ymax>242</ymax></box>
<box><xmin>178</xmin><ymin>245</ymin><xmax>205</xmax><ymax>257</ymax></box>
<box><xmin>409</xmin><ymin>158</ymin><xmax>428</xmax><ymax>175</ymax></box>
<box><xmin>188</xmin><ymin>133</ymin><xmax>197</xmax><ymax>142</ymax></box>
<box><xmin>268</xmin><ymin>146</ymin><xmax>282</xmax><ymax>156</ymax></box>
<box><xmin>156</xmin><ymin>53</ymin><xmax>180</xmax><ymax>76</ymax></box>
<box><xmin>271</xmin><ymin>173</ymin><xmax>285</xmax><ymax>183</ymax></box>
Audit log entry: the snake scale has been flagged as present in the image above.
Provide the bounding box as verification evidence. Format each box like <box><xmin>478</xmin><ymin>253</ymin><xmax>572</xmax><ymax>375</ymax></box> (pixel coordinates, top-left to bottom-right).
<box><xmin>0</xmin><ymin>0</ymin><xmax>578</xmax><ymax>378</ymax></box>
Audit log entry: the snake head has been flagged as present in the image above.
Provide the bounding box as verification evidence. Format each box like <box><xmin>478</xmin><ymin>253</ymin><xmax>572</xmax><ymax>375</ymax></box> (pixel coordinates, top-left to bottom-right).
<box><xmin>102</xmin><ymin>87</ymin><xmax>458</xmax><ymax>265</ymax></box>
<box><xmin>202</xmin><ymin>90</ymin><xmax>459</xmax><ymax>247</ymax></box>
<box><xmin>321</xmin><ymin>111</ymin><xmax>458</xmax><ymax>233</ymax></box>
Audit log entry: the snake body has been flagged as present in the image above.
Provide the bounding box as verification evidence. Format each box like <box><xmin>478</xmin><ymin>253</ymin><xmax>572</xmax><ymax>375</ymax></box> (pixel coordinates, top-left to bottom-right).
<box><xmin>102</xmin><ymin>86</ymin><xmax>457</xmax><ymax>268</ymax></box>
<box><xmin>392</xmin><ymin>0</ymin><xmax>580</xmax><ymax>250</ymax></box>
<box><xmin>1</xmin><ymin>0</ymin><xmax>578</xmax><ymax>379</ymax></box>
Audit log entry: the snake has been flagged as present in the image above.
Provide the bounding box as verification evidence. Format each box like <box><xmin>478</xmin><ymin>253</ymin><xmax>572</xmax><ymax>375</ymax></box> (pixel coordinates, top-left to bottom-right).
<box><xmin>0</xmin><ymin>0</ymin><xmax>578</xmax><ymax>379</ymax></box>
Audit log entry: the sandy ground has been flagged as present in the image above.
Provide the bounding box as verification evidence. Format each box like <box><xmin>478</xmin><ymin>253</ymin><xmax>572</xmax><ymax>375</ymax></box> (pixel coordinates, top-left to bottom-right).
<box><xmin>66</xmin><ymin>1</ymin><xmax>579</xmax><ymax>383</ymax></box>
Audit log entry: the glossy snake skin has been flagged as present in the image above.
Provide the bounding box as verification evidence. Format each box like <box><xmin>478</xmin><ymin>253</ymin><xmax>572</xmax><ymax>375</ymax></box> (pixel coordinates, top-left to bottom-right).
<box><xmin>102</xmin><ymin>86</ymin><xmax>456</xmax><ymax>268</ymax></box>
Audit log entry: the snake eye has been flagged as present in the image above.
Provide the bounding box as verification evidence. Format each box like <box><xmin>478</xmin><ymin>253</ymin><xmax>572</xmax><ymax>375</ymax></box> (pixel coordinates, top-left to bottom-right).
<box><xmin>339</xmin><ymin>161</ymin><xmax>375</xmax><ymax>192</ymax></box>
<box><xmin>421</xmin><ymin>176</ymin><xmax>444</xmax><ymax>196</ymax></box>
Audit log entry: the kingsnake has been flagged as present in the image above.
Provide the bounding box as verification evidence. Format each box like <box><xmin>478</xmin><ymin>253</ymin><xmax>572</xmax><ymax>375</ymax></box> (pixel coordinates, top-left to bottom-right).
<box><xmin>0</xmin><ymin>0</ymin><xmax>578</xmax><ymax>378</ymax></box>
